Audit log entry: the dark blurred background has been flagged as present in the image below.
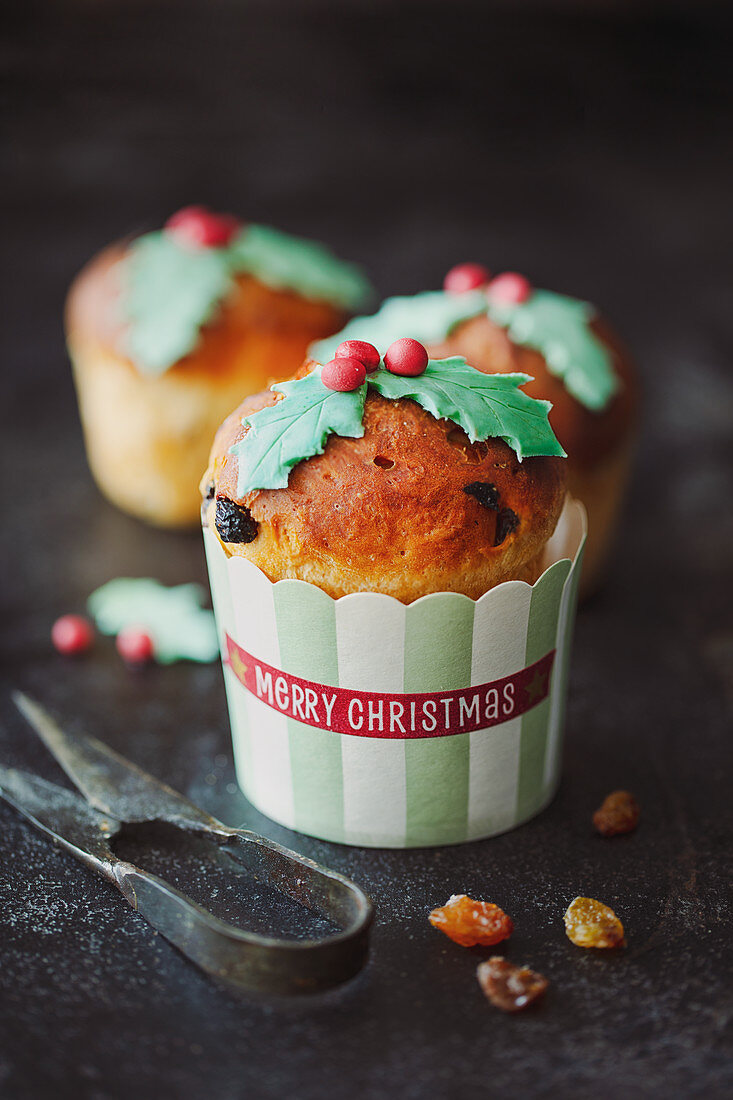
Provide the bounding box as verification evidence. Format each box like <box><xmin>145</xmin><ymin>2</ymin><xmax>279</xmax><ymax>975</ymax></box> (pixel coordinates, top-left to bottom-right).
<box><xmin>1</xmin><ymin>2</ymin><xmax>732</xmax><ymax>1098</ymax></box>
<box><xmin>5</xmin><ymin>0</ymin><xmax>733</xmax><ymax>341</ymax></box>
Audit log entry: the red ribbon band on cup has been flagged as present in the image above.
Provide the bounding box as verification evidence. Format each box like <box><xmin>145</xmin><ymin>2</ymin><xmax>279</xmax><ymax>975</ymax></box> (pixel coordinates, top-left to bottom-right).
<box><xmin>224</xmin><ymin>634</ymin><xmax>555</xmax><ymax>740</ymax></box>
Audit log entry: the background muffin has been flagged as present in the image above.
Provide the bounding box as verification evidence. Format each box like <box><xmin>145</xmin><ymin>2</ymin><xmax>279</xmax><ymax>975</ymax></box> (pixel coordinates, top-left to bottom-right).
<box><xmin>310</xmin><ymin>268</ymin><xmax>638</xmax><ymax>595</ymax></box>
<box><xmin>66</xmin><ymin>207</ymin><xmax>373</xmax><ymax>528</ymax></box>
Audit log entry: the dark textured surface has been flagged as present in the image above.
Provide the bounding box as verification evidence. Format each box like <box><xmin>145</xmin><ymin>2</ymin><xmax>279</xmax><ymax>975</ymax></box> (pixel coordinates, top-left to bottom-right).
<box><xmin>1</xmin><ymin>1</ymin><xmax>732</xmax><ymax>1097</ymax></box>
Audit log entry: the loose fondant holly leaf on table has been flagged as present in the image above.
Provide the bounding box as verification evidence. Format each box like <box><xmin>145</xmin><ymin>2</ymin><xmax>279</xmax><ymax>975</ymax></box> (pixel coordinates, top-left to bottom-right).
<box><xmin>370</xmin><ymin>357</ymin><xmax>566</xmax><ymax>460</ymax></box>
<box><xmin>88</xmin><ymin>579</ymin><xmax>219</xmax><ymax>664</ymax></box>
<box><xmin>487</xmin><ymin>290</ymin><xmax>618</xmax><ymax>412</ymax></box>
<box><xmin>232</xmin><ymin>368</ymin><xmax>367</xmax><ymax>496</ymax></box>
<box><xmin>123</xmin><ymin>232</ymin><xmax>233</xmax><ymax>374</ymax></box>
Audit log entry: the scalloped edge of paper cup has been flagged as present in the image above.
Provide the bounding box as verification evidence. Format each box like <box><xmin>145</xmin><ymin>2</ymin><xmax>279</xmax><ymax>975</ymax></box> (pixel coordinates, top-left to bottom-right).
<box><xmin>204</xmin><ymin>497</ymin><xmax>586</xmax><ymax>848</ymax></box>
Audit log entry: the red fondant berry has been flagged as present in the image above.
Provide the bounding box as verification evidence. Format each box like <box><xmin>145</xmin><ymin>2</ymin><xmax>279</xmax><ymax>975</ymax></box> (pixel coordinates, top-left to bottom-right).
<box><xmin>51</xmin><ymin>614</ymin><xmax>94</xmax><ymax>656</ymax></box>
<box><xmin>321</xmin><ymin>357</ymin><xmax>367</xmax><ymax>391</ymax></box>
<box><xmin>165</xmin><ymin>205</ymin><xmax>240</xmax><ymax>249</ymax></box>
<box><xmin>383</xmin><ymin>338</ymin><xmax>428</xmax><ymax>377</ymax></box>
<box><xmin>335</xmin><ymin>340</ymin><xmax>381</xmax><ymax>373</ymax></box>
<box><xmin>443</xmin><ymin>262</ymin><xmax>491</xmax><ymax>293</ymax></box>
<box><xmin>487</xmin><ymin>272</ymin><xmax>532</xmax><ymax>305</ymax></box>
<box><xmin>116</xmin><ymin>626</ymin><xmax>155</xmax><ymax>666</ymax></box>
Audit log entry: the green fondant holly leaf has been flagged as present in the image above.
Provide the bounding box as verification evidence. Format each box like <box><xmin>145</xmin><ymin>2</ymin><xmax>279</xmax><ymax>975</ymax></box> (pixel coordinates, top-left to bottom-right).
<box><xmin>231</xmin><ymin>357</ymin><xmax>564</xmax><ymax>493</ymax></box>
<box><xmin>121</xmin><ymin>224</ymin><xmax>373</xmax><ymax>374</ymax></box>
<box><xmin>122</xmin><ymin>232</ymin><xmax>233</xmax><ymax>374</ymax></box>
<box><xmin>232</xmin><ymin>368</ymin><xmax>367</xmax><ymax>495</ymax></box>
<box><xmin>310</xmin><ymin>288</ymin><xmax>488</xmax><ymax>365</ymax></box>
<box><xmin>487</xmin><ymin>290</ymin><xmax>618</xmax><ymax>412</ymax></box>
<box><xmin>313</xmin><ymin>286</ymin><xmax>620</xmax><ymax>415</ymax></box>
<box><xmin>88</xmin><ymin>579</ymin><xmax>219</xmax><ymax>664</ymax></box>
<box><xmin>228</xmin><ymin>224</ymin><xmax>372</xmax><ymax>311</ymax></box>
<box><xmin>369</xmin><ymin>357</ymin><xmax>566</xmax><ymax>460</ymax></box>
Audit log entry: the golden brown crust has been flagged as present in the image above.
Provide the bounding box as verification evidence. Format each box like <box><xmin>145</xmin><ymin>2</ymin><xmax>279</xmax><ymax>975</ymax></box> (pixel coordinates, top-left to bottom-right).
<box><xmin>204</xmin><ymin>380</ymin><xmax>567</xmax><ymax>602</ymax></box>
<box><xmin>429</xmin><ymin>313</ymin><xmax>638</xmax><ymax>467</ymax></box>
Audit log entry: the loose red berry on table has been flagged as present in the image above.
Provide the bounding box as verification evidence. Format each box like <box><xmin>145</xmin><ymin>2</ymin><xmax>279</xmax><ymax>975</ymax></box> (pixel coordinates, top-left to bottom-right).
<box><xmin>116</xmin><ymin>626</ymin><xmax>155</xmax><ymax>666</ymax></box>
<box><xmin>486</xmin><ymin>272</ymin><xmax>532</xmax><ymax>305</ymax></box>
<box><xmin>335</xmin><ymin>340</ymin><xmax>381</xmax><ymax>373</ymax></box>
<box><xmin>51</xmin><ymin>615</ymin><xmax>94</xmax><ymax>656</ymax></box>
<box><xmin>165</xmin><ymin>206</ymin><xmax>241</xmax><ymax>249</ymax></box>
<box><xmin>321</xmin><ymin>357</ymin><xmax>367</xmax><ymax>392</ymax></box>
<box><xmin>443</xmin><ymin>262</ymin><xmax>491</xmax><ymax>293</ymax></box>
<box><xmin>383</xmin><ymin>337</ymin><xmax>428</xmax><ymax>377</ymax></box>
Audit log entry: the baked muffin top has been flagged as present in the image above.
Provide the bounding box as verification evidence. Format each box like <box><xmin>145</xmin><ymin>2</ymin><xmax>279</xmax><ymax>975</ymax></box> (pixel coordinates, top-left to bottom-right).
<box><xmin>310</xmin><ymin>270</ymin><xmax>637</xmax><ymax>467</ymax></box>
<box><xmin>203</xmin><ymin>343</ymin><xmax>568</xmax><ymax>602</ymax></box>
<box><xmin>65</xmin><ymin>207</ymin><xmax>373</xmax><ymax>377</ymax></box>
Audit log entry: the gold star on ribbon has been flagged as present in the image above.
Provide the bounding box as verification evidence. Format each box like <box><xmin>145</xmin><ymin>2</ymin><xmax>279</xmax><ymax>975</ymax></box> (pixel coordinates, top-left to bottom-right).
<box><xmin>524</xmin><ymin>667</ymin><xmax>548</xmax><ymax>705</ymax></box>
<box><xmin>229</xmin><ymin>648</ymin><xmax>249</xmax><ymax>684</ymax></box>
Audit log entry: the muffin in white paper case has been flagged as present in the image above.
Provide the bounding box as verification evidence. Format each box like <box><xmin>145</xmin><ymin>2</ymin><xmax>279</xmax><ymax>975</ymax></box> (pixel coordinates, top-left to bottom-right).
<box><xmin>204</xmin><ymin>497</ymin><xmax>586</xmax><ymax>849</ymax></box>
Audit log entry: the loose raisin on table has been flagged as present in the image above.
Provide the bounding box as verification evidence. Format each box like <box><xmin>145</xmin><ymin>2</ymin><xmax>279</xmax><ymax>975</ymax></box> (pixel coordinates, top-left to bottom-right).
<box><xmin>477</xmin><ymin>956</ymin><xmax>548</xmax><ymax>1013</ymax></box>
<box><xmin>564</xmin><ymin>896</ymin><xmax>625</xmax><ymax>948</ymax></box>
<box><xmin>593</xmin><ymin>790</ymin><xmax>640</xmax><ymax>836</ymax></box>
<box><xmin>215</xmin><ymin>498</ymin><xmax>259</xmax><ymax>544</ymax></box>
<box><xmin>429</xmin><ymin>894</ymin><xmax>513</xmax><ymax>947</ymax></box>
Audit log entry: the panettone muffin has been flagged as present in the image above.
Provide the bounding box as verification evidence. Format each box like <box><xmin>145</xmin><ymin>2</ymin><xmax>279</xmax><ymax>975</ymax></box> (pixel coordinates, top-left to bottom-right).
<box><xmin>202</xmin><ymin>338</ymin><xmax>567</xmax><ymax>603</ymax></box>
<box><xmin>202</xmin><ymin>337</ymin><xmax>587</xmax><ymax>847</ymax></box>
<box><xmin>310</xmin><ymin>266</ymin><xmax>638</xmax><ymax>595</ymax></box>
<box><xmin>66</xmin><ymin>207</ymin><xmax>373</xmax><ymax>528</ymax></box>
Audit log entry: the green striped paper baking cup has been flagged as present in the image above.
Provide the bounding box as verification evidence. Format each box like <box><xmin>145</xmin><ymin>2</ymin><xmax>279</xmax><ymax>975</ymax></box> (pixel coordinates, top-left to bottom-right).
<box><xmin>203</xmin><ymin>498</ymin><xmax>586</xmax><ymax>848</ymax></box>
